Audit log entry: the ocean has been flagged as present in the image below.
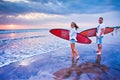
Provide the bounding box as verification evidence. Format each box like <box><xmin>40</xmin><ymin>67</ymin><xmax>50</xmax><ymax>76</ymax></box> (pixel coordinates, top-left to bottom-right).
<box><xmin>0</xmin><ymin>29</ymin><xmax>69</xmax><ymax>67</ymax></box>
<box><xmin>0</xmin><ymin>28</ymin><xmax>120</xmax><ymax>68</ymax></box>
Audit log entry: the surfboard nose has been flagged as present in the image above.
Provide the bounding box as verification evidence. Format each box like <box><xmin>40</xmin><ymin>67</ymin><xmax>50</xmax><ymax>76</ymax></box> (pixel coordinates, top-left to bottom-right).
<box><xmin>49</xmin><ymin>29</ymin><xmax>54</xmax><ymax>34</ymax></box>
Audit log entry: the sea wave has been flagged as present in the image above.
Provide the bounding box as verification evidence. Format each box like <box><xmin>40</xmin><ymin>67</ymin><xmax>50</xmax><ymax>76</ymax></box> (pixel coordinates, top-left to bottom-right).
<box><xmin>0</xmin><ymin>29</ymin><xmax>69</xmax><ymax>67</ymax></box>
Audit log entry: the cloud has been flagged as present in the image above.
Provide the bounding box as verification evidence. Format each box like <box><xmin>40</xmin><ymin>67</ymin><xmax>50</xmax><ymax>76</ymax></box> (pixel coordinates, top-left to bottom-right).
<box><xmin>0</xmin><ymin>0</ymin><xmax>120</xmax><ymax>29</ymax></box>
<box><xmin>3</xmin><ymin>0</ymin><xmax>30</xmax><ymax>3</ymax></box>
<box><xmin>0</xmin><ymin>0</ymin><xmax>120</xmax><ymax>15</ymax></box>
<box><xmin>0</xmin><ymin>11</ymin><xmax>119</xmax><ymax>29</ymax></box>
<box><xmin>0</xmin><ymin>0</ymin><xmax>65</xmax><ymax>15</ymax></box>
<box><xmin>0</xmin><ymin>12</ymin><xmax>66</xmax><ymax>26</ymax></box>
<box><xmin>0</xmin><ymin>1</ymin><xmax>31</xmax><ymax>15</ymax></box>
<box><xmin>15</xmin><ymin>13</ymin><xmax>65</xmax><ymax>20</ymax></box>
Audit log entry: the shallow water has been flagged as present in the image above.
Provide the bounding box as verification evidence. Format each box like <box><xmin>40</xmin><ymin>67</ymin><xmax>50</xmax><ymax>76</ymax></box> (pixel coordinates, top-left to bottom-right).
<box><xmin>0</xmin><ymin>28</ymin><xmax>119</xmax><ymax>68</ymax></box>
<box><xmin>0</xmin><ymin>28</ymin><xmax>120</xmax><ymax>80</ymax></box>
<box><xmin>0</xmin><ymin>29</ymin><xmax>69</xmax><ymax>67</ymax></box>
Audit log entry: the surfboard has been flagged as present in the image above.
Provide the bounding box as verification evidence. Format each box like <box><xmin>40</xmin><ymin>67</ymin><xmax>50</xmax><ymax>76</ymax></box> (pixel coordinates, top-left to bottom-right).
<box><xmin>49</xmin><ymin>29</ymin><xmax>91</xmax><ymax>44</ymax></box>
<box><xmin>80</xmin><ymin>27</ymin><xmax>114</xmax><ymax>37</ymax></box>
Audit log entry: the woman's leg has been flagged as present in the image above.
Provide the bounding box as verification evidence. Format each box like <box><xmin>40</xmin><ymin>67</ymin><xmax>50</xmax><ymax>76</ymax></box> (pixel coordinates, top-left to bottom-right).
<box><xmin>71</xmin><ymin>43</ymin><xmax>75</xmax><ymax>58</ymax></box>
<box><xmin>71</xmin><ymin>43</ymin><xmax>79</xmax><ymax>58</ymax></box>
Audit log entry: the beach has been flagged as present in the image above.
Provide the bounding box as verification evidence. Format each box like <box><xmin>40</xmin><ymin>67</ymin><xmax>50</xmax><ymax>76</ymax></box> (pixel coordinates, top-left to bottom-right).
<box><xmin>0</xmin><ymin>29</ymin><xmax>120</xmax><ymax>80</ymax></box>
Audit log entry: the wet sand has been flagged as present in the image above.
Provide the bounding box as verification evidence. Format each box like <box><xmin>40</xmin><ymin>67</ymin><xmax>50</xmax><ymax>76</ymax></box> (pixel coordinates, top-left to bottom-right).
<box><xmin>0</xmin><ymin>42</ymin><xmax>120</xmax><ymax>80</ymax></box>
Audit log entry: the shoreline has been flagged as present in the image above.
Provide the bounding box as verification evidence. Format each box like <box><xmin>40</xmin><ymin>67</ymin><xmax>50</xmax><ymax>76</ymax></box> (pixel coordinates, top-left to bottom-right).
<box><xmin>0</xmin><ymin>43</ymin><xmax>120</xmax><ymax>80</ymax></box>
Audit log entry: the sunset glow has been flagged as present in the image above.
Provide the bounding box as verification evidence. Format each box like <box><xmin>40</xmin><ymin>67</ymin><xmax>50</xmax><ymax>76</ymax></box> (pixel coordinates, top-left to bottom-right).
<box><xmin>9</xmin><ymin>24</ymin><xmax>14</xmax><ymax>28</ymax></box>
<box><xmin>0</xmin><ymin>24</ymin><xmax>29</xmax><ymax>30</ymax></box>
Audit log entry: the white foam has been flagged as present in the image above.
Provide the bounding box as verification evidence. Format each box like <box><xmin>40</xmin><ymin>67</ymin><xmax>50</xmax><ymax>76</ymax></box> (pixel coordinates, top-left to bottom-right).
<box><xmin>0</xmin><ymin>32</ymin><xmax>69</xmax><ymax>68</ymax></box>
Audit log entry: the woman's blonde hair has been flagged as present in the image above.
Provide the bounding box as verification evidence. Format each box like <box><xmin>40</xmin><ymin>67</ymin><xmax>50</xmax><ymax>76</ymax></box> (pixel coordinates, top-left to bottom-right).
<box><xmin>72</xmin><ymin>22</ymin><xmax>79</xmax><ymax>30</ymax></box>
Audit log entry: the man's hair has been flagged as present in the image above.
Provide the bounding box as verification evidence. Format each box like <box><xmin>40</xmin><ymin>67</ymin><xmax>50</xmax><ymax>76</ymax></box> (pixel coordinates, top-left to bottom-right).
<box><xmin>99</xmin><ymin>17</ymin><xmax>103</xmax><ymax>20</ymax></box>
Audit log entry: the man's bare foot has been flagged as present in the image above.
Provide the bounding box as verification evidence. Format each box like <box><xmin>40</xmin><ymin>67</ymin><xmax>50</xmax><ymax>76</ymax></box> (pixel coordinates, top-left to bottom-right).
<box><xmin>97</xmin><ymin>52</ymin><xmax>101</xmax><ymax>55</ymax></box>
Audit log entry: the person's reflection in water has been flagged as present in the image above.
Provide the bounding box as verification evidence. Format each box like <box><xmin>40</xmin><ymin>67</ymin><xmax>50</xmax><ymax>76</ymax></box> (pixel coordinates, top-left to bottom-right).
<box><xmin>53</xmin><ymin>58</ymin><xmax>81</xmax><ymax>80</ymax></box>
<box><xmin>53</xmin><ymin>55</ymin><xmax>109</xmax><ymax>80</ymax></box>
<box><xmin>80</xmin><ymin>55</ymin><xmax>109</xmax><ymax>80</ymax></box>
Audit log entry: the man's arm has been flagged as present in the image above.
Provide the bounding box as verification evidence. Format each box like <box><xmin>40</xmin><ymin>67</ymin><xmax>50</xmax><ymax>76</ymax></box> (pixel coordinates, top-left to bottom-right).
<box><xmin>98</xmin><ymin>28</ymin><xmax>105</xmax><ymax>38</ymax></box>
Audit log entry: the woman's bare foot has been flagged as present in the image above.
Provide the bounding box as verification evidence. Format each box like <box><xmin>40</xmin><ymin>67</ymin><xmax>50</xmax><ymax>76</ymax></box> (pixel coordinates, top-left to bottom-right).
<box><xmin>76</xmin><ymin>55</ymin><xmax>79</xmax><ymax>60</ymax></box>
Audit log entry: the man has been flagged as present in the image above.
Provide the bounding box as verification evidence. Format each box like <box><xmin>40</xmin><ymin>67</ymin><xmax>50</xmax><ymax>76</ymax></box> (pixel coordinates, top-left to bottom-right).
<box><xmin>96</xmin><ymin>17</ymin><xmax>105</xmax><ymax>55</ymax></box>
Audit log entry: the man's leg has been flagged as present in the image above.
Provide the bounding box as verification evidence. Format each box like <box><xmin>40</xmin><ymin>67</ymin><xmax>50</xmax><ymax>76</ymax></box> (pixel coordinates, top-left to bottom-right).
<box><xmin>99</xmin><ymin>44</ymin><xmax>102</xmax><ymax>53</ymax></box>
<box><xmin>97</xmin><ymin>36</ymin><xmax>103</xmax><ymax>55</ymax></box>
<box><xmin>98</xmin><ymin>44</ymin><xmax>102</xmax><ymax>55</ymax></box>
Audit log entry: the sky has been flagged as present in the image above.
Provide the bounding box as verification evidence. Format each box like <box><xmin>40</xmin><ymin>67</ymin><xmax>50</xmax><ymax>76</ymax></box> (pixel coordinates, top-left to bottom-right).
<box><xmin>0</xmin><ymin>0</ymin><xmax>120</xmax><ymax>29</ymax></box>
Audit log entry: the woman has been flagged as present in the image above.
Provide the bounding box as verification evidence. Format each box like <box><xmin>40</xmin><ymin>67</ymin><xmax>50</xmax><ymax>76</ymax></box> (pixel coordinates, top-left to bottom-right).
<box><xmin>69</xmin><ymin>22</ymin><xmax>79</xmax><ymax>59</ymax></box>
